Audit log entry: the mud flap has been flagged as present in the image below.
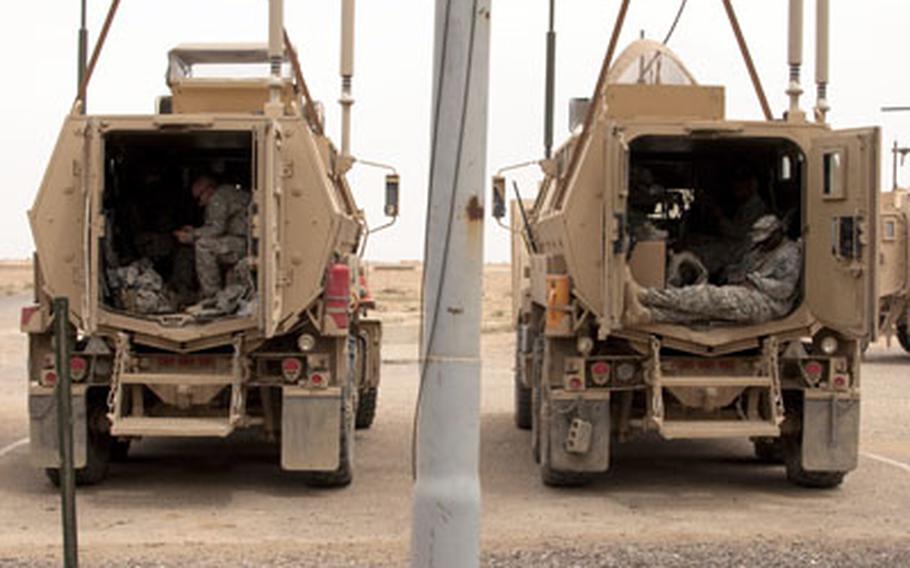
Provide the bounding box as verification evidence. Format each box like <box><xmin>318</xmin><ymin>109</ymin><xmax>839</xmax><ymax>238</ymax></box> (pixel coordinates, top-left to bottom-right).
<box><xmin>547</xmin><ymin>391</ymin><xmax>610</xmax><ymax>472</ymax></box>
<box><xmin>28</xmin><ymin>385</ymin><xmax>87</xmax><ymax>468</ymax></box>
<box><xmin>801</xmin><ymin>391</ymin><xmax>860</xmax><ymax>472</ymax></box>
<box><xmin>281</xmin><ymin>386</ymin><xmax>341</xmax><ymax>471</ymax></box>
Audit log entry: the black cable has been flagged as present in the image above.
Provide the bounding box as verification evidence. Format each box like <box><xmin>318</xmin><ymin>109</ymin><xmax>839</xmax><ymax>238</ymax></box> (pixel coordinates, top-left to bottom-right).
<box><xmin>638</xmin><ymin>0</ymin><xmax>688</xmax><ymax>82</ymax></box>
<box><xmin>663</xmin><ymin>0</ymin><xmax>687</xmax><ymax>45</ymax></box>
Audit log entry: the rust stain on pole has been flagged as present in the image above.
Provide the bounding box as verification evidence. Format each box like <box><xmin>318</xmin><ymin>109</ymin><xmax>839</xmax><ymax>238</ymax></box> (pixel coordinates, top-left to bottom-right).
<box><xmin>466</xmin><ymin>195</ymin><xmax>484</xmax><ymax>221</ymax></box>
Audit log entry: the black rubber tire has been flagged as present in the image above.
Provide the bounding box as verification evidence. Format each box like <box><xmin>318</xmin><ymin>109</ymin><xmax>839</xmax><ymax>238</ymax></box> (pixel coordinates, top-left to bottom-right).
<box><xmin>783</xmin><ymin>436</ymin><xmax>846</xmax><ymax>489</ymax></box>
<box><xmin>897</xmin><ymin>325</ymin><xmax>910</xmax><ymax>354</ymax></box>
<box><xmin>110</xmin><ymin>439</ymin><xmax>131</xmax><ymax>462</ymax></box>
<box><xmin>355</xmin><ymin>387</ymin><xmax>378</xmax><ymax>430</ymax></box>
<box><xmin>541</xmin><ymin>463</ymin><xmax>594</xmax><ymax>487</ymax></box>
<box><xmin>753</xmin><ymin>438</ymin><xmax>785</xmax><ymax>464</ymax></box>
<box><xmin>45</xmin><ymin>407</ymin><xmax>112</xmax><ymax>487</ymax></box>
<box><xmin>514</xmin><ymin>378</ymin><xmax>532</xmax><ymax>430</ymax></box>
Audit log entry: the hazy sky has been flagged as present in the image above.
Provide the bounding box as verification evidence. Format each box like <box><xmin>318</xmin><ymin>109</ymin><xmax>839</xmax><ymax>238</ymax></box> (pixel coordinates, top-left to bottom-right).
<box><xmin>2</xmin><ymin>1</ymin><xmax>909</xmax><ymax>262</ymax></box>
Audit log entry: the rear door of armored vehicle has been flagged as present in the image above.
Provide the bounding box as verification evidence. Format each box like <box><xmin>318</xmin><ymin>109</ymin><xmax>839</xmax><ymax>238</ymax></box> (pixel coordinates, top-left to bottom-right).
<box><xmin>28</xmin><ymin>116</ymin><xmax>93</xmax><ymax>327</ymax></box>
<box><xmin>807</xmin><ymin>128</ymin><xmax>880</xmax><ymax>339</ymax></box>
<box><xmin>264</xmin><ymin>119</ymin><xmax>361</xmax><ymax>337</ymax></box>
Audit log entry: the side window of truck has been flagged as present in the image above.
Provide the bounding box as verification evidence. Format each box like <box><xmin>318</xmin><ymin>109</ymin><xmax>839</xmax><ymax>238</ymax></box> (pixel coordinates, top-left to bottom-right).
<box><xmin>822</xmin><ymin>151</ymin><xmax>844</xmax><ymax>200</ymax></box>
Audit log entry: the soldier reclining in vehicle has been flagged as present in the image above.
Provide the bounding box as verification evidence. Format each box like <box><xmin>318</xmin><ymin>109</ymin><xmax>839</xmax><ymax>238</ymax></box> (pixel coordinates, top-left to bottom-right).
<box><xmin>624</xmin><ymin>215</ymin><xmax>801</xmax><ymax>326</ymax></box>
<box><xmin>173</xmin><ymin>175</ymin><xmax>251</xmax><ymax>301</ymax></box>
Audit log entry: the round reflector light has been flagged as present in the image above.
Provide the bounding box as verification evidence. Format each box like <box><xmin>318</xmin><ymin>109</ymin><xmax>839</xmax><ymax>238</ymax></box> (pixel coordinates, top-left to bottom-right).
<box><xmin>820</xmin><ymin>336</ymin><xmax>839</xmax><ymax>356</ymax></box>
<box><xmin>616</xmin><ymin>363</ymin><xmax>636</xmax><ymax>382</ymax></box>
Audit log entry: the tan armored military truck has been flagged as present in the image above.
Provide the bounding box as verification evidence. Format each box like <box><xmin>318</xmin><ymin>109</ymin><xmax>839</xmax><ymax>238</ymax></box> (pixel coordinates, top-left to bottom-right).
<box><xmin>22</xmin><ymin>4</ymin><xmax>392</xmax><ymax>487</ymax></box>
<box><xmin>495</xmin><ymin>29</ymin><xmax>878</xmax><ymax>488</ymax></box>
<box><xmin>876</xmin><ymin>143</ymin><xmax>910</xmax><ymax>350</ymax></box>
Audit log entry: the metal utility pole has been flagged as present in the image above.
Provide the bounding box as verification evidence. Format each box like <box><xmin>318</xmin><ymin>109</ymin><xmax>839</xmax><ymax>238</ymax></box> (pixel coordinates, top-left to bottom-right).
<box><xmin>544</xmin><ymin>0</ymin><xmax>556</xmax><ymax>159</ymax></box>
<box><xmin>78</xmin><ymin>0</ymin><xmax>88</xmax><ymax>114</ymax></box>
<box><xmin>340</xmin><ymin>0</ymin><xmax>356</xmax><ymax>162</ymax></box>
<box><xmin>54</xmin><ymin>298</ymin><xmax>78</xmax><ymax>567</ymax></box>
<box><xmin>411</xmin><ymin>0</ymin><xmax>490</xmax><ymax>566</ymax></box>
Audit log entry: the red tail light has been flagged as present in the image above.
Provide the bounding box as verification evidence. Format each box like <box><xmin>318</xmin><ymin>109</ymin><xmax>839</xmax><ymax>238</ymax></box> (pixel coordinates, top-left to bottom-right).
<box><xmin>803</xmin><ymin>360</ymin><xmax>824</xmax><ymax>383</ymax></box>
<box><xmin>69</xmin><ymin>356</ymin><xmax>88</xmax><ymax>381</ymax></box>
<box><xmin>590</xmin><ymin>362</ymin><xmax>610</xmax><ymax>385</ymax></box>
<box><xmin>325</xmin><ymin>264</ymin><xmax>351</xmax><ymax>331</ymax></box>
<box><xmin>831</xmin><ymin>374</ymin><xmax>849</xmax><ymax>390</ymax></box>
<box><xmin>20</xmin><ymin>306</ymin><xmax>40</xmax><ymax>330</ymax></box>
<box><xmin>41</xmin><ymin>370</ymin><xmax>58</xmax><ymax>387</ymax></box>
<box><xmin>565</xmin><ymin>375</ymin><xmax>585</xmax><ymax>392</ymax></box>
<box><xmin>281</xmin><ymin>357</ymin><xmax>303</xmax><ymax>382</ymax></box>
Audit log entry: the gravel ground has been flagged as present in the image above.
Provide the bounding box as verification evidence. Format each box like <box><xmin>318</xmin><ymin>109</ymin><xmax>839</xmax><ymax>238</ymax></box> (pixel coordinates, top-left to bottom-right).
<box><xmin>3</xmin><ymin>538</ymin><xmax>909</xmax><ymax>567</ymax></box>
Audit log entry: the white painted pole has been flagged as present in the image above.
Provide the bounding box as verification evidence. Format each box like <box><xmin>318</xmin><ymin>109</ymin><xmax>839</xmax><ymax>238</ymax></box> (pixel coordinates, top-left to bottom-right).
<box><xmin>340</xmin><ymin>0</ymin><xmax>355</xmax><ymax>159</ymax></box>
<box><xmin>268</xmin><ymin>0</ymin><xmax>284</xmax><ymax>108</ymax></box>
<box><xmin>411</xmin><ymin>0</ymin><xmax>490</xmax><ymax>566</ymax></box>
<box><xmin>786</xmin><ymin>0</ymin><xmax>805</xmax><ymax>120</ymax></box>
<box><xmin>814</xmin><ymin>0</ymin><xmax>830</xmax><ymax>123</ymax></box>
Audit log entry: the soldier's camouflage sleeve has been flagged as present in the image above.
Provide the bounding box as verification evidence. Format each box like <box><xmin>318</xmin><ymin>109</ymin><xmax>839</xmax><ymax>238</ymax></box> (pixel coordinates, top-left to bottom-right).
<box><xmin>745</xmin><ymin>241</ymin><xmax>801</xmax><ymax>301</ymax></box>
<box><xmin>194</xmin><ymin>190</ymin><xmax>229</xmax><ymax>240</ymax></box>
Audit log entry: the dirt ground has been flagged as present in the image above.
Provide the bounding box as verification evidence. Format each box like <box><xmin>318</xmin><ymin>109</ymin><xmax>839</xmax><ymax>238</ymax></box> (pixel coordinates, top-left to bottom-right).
<box><xmin>0</xmin><ymin>263</ymin><xmax>909</xmax><ymax>566</ymax></box>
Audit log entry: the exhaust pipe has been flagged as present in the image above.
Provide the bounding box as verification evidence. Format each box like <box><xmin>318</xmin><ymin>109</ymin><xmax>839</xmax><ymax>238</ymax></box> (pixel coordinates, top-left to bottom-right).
<box><xmin>814</xmin><ymin>0</ymin><xmax>830</xmax><ymax>123</ymax></box>
<box><xmin>268</xmin><ymin>0</ymin><xmax>284</xmax><ymax>106</ymax></box>
<box><xmin>340</xmin><ymin>0</ymin><xmax>355</xmax><ymax>160</ymax></box>
<box><xmin>786</xmin><ymin>0</ymin><xmax>804</xmax><ymax>120</ymax></box>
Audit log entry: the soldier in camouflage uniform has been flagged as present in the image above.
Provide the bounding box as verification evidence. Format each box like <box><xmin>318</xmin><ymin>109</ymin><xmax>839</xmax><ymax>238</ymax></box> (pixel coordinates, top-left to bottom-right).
<box><xmin>625</xmin><ymin>215</ymin><xmax>801</xmax><ymax>325</ymax></box>
<box><xmin>174</xmin><ymin>176</ymin><xmax>251</xmax><ymax>300</ymax></box>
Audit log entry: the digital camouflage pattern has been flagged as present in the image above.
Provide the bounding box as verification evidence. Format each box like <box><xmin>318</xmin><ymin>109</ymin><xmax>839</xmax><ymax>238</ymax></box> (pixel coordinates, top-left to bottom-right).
<box><xmin>645</xmin><ymin>237</ymin><xmax>802</xmax><ymax>325</ymax></box>
<box><xmin>193</xmin><ymin>185</ymin><xmax>251</xmax><ymax>298</ymax></box>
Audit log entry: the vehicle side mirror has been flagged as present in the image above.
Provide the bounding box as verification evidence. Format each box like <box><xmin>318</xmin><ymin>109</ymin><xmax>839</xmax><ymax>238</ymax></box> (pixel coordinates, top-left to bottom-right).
<box><xmin>492</xmin><ymin>176</ymin><xmax>506</xmax><ymax>220</ymax></box>
<box><xmin>384</xmin><ymin>174</ymin><xmax>400</xmax><ymax>217</ymax></box>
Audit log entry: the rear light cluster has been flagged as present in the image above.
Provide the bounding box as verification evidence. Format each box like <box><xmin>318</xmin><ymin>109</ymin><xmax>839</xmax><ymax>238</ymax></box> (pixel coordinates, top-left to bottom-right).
<box><xmin>38</xmin><ymin>356</ymin><xmax>91</xmax><ymax>387</ymax></box>
<box><xmin>281</xmin><ymin>356</ymin><xmax>330</xmax><ymax>389</ymax></box>
<box><xmin>564</xmin><ymin>358</ymin><xmax>641</xmax><ymax>391</ymax></box>
<box><xmin>799</xmin><ymin>358</ymin><xmax>851</xmax><ymax>390</ymax></box>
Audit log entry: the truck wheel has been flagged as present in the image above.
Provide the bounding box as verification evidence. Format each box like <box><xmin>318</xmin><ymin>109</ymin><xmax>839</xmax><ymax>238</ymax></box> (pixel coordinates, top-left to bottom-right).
<box><xmin>355</xmin><ymin>387</ymin><xmax>378</xmax><ymax>430</ymax></box>
<box><xmin>110</xmin><ymin>439</ymin><xmax>131</xmax><ymax>462</ymax></box>
<box><xmin>897</xmin><ymin>325</ymin><xmax>910</xmax><ymax>354</ymax></box>
<box><xmin>752</xmin><ymin>437</ymin><xmax>784</xmax><ymax>464</ymax></box>
<box><xmin>45</xmin><ymin>406</ymin><xmax>112</xmax><ymax>487</ymax></box>
<box><xmin>514</xmin><ymin>378</ymin><xmax>532</xmax><ymax>430</ymax></box>
<box><xmin>782</xmin><ymin>436</ymin><xmax>845</xmax><ymax>489</ymax></box>
<box><xmin>300</xmin><ymin>402</ymin><xmax>353</xmax><ymax>488</ymax></box>
<box><xmin>541</xmin><ymin>462</ymin><xmax>594</xmax><ymax>487</ymax></box>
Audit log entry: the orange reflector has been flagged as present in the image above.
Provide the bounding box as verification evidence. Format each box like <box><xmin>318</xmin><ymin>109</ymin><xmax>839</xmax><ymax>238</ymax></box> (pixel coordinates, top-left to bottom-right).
<box><xmin>546</xmin><ymin>275</ymin><xmax>571</xmax><ymax>334</ymax></box>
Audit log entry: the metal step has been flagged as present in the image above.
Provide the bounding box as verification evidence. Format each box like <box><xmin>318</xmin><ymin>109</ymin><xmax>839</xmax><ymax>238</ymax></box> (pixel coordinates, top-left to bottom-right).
<box><xmin>659</xmin><ymin>420</ymin><xmax>779</xmax><ymax>440</ymax></box>
<box><xmin>120</xmin><ymin>373</ymin><xmax>236</xmax><ymax>386</ymax></box>
<box><xmin>661</xmin><ymin>375</ymin><xmax>772</xmax><ymax>388</ymax></box>
<box><xmin>110</xmin><ymin>417</ymin><xmax>234</xmax><ymax>437</ymax></box>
